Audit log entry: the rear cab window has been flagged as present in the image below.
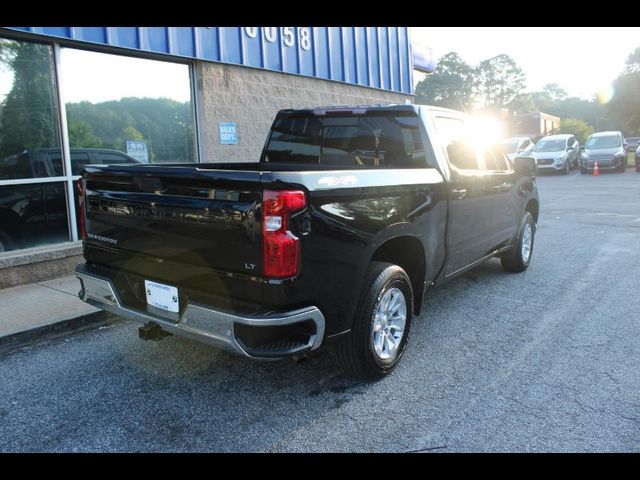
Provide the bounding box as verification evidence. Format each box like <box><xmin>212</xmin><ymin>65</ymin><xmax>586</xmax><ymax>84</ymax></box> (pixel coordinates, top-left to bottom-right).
<box><xmin>263</xmin><ymin>111</ymin><xmax>433</xmax><ymax>168</ymax></box>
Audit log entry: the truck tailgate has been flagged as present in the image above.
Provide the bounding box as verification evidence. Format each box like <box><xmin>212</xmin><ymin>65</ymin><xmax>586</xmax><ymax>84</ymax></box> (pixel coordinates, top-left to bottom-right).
<box><xmin>83</xmin><ymin>165</ymin><xmax>263</xmax><ymax>277</ymax></box>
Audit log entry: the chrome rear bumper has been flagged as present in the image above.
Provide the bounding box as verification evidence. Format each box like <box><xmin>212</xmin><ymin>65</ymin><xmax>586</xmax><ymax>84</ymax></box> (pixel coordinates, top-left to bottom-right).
<box><xmin>75</xmin><ymin>265</ymin><xmax>325</xmax><ymax>359</ymax></box>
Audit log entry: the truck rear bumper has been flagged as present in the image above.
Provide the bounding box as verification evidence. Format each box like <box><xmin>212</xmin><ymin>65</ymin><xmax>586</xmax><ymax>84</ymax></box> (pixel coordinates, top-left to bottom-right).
<box><xmin>75</xmin><ymin>264</ymin><xmax>325</xmax><ymax>359</ymax></box>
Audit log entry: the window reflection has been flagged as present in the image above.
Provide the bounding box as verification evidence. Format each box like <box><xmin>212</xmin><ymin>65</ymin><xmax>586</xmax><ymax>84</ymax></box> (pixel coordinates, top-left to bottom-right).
<box><xmin>0</xmin><ymin>39</ymin><xmax>62</xmax><ymax>179</ymax></box>
<box><xmin>61</xmin><ymin>48</ymin><xmax>196</xmax><ymax>164</ymax></box>
<box><xmin>0</xmin><ymin>182</ymin><xmax>70</xmax><ymax>251</ymax></box>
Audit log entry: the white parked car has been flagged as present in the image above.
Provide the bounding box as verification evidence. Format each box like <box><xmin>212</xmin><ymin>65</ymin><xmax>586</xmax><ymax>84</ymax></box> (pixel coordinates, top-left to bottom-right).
<box><xmin>530</xmin><ymin>134</ymin><xmax>580</xmax><ymax>174</ymax></box>
<box><xmin>499</xmin><ymin>137</ymin><xmax>534</xmax><ymax>163</ymax></box>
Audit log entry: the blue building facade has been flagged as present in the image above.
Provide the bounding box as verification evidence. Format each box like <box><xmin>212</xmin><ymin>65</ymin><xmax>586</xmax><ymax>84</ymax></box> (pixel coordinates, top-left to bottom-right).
<box><xmin>7</xmin><ymin>27</ymin><xmax>420</xmax><ymax>94</ymax></box>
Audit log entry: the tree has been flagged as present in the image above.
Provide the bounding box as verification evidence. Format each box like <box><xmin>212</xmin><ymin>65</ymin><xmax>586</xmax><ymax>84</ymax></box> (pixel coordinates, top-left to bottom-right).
<box><xmin>66</xmin><ymin>97</ymin><xmax>195</xmax><ymax>162</ymax></box>
<box><xmin>68</xmin><ymin>119</ymin><xmax>102</xmax><ymax>148</ymax></box>
<box><xmin>554</xmin><ymin>118</ymin><xmax>594</xmax><ymax>144</ymax></box>
<box><xmin>606</xmin><ymin>72</ymin><xmax>640</xmax><ymax>135</ymax></box>
<box><xmin>624</xmin><ymin>47</ymin><xmax>640</xmax><ymax>73</ymax></box>
<box><xmin>475</xmin><ymin>54</ymin><xmax>526</xmax><ymax>110</ymax></box>
<box><xmin>604</xmin><ymin>46</ymin><xmax>640</xmax><ymax>135</ymax></box>
<box><xmin>0</xmin><ymin>40</ymin><xmax>59</xmax><ymax>159</ymax></box>
<box><xmin>415</xmin><ymin>52</ymin><xmax>476</xmax><ymax>110</ymax></box>
<box><xmin>541</xmin><ymin>83</ymin><xmax>568</xmax><ymax>103</ymax></box>
<box><xmin>507</xmin><ymin>93</ymin><xmax>536</xmax><ymax>114</ymax></box>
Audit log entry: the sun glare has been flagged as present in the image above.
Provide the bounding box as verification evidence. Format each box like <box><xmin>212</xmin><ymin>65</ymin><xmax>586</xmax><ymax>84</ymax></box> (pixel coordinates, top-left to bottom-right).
<box><xmin>468</xmin><ymin>115</ymin><xmax>504</xmax><ymax>150</ymax></box>
<box><xmin>596</xmin><ymin>84</ymin><xmax>616</xmax><ymax>105</ymax></box>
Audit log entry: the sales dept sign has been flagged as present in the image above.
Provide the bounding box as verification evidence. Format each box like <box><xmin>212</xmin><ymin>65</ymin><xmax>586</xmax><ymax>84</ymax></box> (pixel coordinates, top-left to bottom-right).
<box><xmin>219</xmin><ymin>122</ymin><xmax>238</xmax><ymax>145</ymax></box>
<box><xmin>126</xmin><ymin>140</ymin><xmax>149</xmax><ymax>163</ymax></box>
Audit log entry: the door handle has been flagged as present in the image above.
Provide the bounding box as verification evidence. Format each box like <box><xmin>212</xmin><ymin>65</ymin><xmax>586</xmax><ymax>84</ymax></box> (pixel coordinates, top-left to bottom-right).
<box><xmin>452</xmin><ymin>188</ymin><xmax>467</xmax><ymax>199</ymax></box>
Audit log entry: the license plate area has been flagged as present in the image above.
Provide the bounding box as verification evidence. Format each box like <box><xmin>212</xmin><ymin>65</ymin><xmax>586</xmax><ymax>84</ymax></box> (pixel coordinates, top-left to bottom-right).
<box><xmin>145</xmin><ymin>280</ymin><xmax>179</xmax><ymax>313</ymax></box>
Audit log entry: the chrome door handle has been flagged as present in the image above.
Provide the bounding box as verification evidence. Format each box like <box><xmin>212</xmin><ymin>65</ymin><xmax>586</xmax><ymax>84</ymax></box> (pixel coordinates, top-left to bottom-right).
<box><xmin>452</xmin><ymin>188</ymin><xmax>467</xmax><ymax>199</ymax></box>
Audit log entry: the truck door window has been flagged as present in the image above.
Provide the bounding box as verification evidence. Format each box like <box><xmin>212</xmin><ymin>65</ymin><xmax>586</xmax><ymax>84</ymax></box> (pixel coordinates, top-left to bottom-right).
<box><xmin>482</xmin><ymin>145</ymin><xmax>510</xmax><ymax>171</ymax></box>
<box><xmin>433</xmin><ymin>116</ymin><xmax>479</xmax><ymax>170</ymax></box>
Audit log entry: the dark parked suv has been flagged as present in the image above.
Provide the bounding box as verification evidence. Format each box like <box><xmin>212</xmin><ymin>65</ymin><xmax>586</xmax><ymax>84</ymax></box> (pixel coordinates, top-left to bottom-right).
<box><xmin>580</xmin><ymin>131</ymin><xmax>626</xmax><ymax>174</ymax></box>
<box><xmin>0</xmin><ymin>148</ymin><xmax>140</xmax><ymax>252</ymax></box>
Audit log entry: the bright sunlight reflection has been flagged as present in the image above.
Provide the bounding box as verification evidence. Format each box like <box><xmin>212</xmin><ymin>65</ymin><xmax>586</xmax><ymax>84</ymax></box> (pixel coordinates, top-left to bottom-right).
<box><xmin>596</xmin><ymin>84</ymin><xmax>616</xmax><ymax>105</ymax></box>
<box><xmin>468</xmin><ymin>115</ymin><xmax>504</xmax><ymax>150</ymax></box>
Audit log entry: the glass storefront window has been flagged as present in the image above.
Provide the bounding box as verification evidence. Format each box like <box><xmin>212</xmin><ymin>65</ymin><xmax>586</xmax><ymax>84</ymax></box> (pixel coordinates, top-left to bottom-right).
<box><xmin>0</xmin><ymin>39</ymin><xmax>63</xmax><ymax>180</ymax></box>
<box><xmin>0</xmin><ymin>37</ymin><xmax>69</xmax><ymax>252</ymax></box>
<box><xmin>0</xmin><ymin>36</ymin><xmax>197</xmax><ymax>254</ymax></box>
<box><xmin>0</xmin><ymin>182</ymin><xmax>70</xmax><ymax>252</ymax></box>
<box><xmin>60</xmin><ymin>48</ymin><xmax>196</xmax><ymax>165</ymax></box>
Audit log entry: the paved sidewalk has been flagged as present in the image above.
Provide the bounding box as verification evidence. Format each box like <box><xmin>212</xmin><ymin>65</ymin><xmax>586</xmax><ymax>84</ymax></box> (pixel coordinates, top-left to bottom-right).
<box><xmin>0</xmin><ymin>275</ymin><xmax>111</xmax><ymax>352</ymax></box>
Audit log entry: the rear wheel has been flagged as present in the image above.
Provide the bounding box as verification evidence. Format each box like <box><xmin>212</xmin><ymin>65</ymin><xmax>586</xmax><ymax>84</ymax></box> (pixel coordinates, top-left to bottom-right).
<box><xmin>501</xmin><ymin>211</ymin><xmax>535</xmax><ymax>273</ymax></box>
<box><xmin>335</xmin><ymin>262</ymin><xmax>413</xmax><ymax>380</ymax></box>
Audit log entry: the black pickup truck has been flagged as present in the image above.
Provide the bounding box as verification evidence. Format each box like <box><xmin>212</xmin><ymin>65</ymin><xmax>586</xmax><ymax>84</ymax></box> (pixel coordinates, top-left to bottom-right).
<box><xmin>75</xmin><ymin>105</ymin><xmax>539</xmax><ymax>379</ymax></box>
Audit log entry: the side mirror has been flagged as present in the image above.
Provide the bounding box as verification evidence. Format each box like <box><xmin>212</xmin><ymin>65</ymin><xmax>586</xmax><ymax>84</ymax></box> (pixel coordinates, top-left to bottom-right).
<box><xmin>514</xmin><ymin>156</ymin><xmax>536</xmax><ymax>176</ymax></box>
<box><xmin>579</xmin><ymin>145</ymin><xmax>585</xmax><ymax>152</ymax></box>
<box><xmin>566</xmin><ymin>145</ymin><xmax>572</xmax><ymax>151</ymax></box>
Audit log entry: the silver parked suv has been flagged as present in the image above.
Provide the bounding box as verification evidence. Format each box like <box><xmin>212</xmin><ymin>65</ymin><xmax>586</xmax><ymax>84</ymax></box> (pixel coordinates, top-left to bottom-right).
<box><xmin>530</xmin><ymin>134</ymin><xmax>579</xmax><ymax>174</ymax></box>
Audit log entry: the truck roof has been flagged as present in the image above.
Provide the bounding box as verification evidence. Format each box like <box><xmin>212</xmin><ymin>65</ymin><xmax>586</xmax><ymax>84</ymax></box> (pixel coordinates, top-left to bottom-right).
<box><xmin>277</xmin><ymin>104</ymin><xmax>420</xmax><ymax>115</ymax></box>
<box><xmin>276</xmin><ymin>103</ymin><xmax>472</xmax><ymax>118</ymax></box>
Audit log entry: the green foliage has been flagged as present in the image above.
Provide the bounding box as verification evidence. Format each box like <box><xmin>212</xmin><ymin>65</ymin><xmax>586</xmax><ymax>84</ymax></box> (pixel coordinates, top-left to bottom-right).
<box><xmin>554</xmin><ymin>118</ymin><xmax>594</xmax><ymax>143</ymax></box>
<box><xmin>624</xmin><ymin>47</ymin><xmax>640</xmax><ymax>73</ymax></box>
<box><xmin>606</xmin><ymin>71</ymin><xmax>640</xmax><ymax>135</ymax></box>
<box><xmin>542</xmin><ymin>97</ymin><xmax>603</xmax><ymax>128</ymax></box>
<box><xmin>475</xmin><ymin>54</ymin><xmax>526</xmax><ymax>110</ymax></box>
<box><xmin>0</xmin><ymin>40</ymin><xmax>59</xmax><ymax>158</ymax></box>
<box><xmin>415</xmin><ymin>52</ymin><xmax>476</xmax><ymax>110</ymax></box>
<box><xmin>541</xmin><ymin>83</ymin><xmax>568</xmax><ymax>102</ymax></box>
<box><xmin>68</xmin><ymin>120</ymin><xmax>102</xmax><ymax>148</ymax></box>
<box><xmin>66</xmin><ymin>97</ymin><xmax>195</xmax><ymax>162</ymax></box>
<box><xmin>507</xmin><ymin>94</ymin><xmax>536</xmax><ymax>114</ymax></box>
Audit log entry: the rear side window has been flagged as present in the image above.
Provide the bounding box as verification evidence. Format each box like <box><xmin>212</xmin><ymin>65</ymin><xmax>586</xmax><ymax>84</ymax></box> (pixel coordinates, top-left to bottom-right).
<box><xmin>70</xmin><ymin>152</ymin><xmax>91</xmax><ymax>175</ymax></box>
<box><xmin>264</xmin><ymin>114</ymin><xmax>428</xmax><ymax>168</ymax></box>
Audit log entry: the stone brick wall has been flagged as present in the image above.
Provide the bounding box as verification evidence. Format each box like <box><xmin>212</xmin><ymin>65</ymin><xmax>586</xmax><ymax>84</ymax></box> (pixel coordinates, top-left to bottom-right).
<box><xmin>195</xmin><ymin>62</ymin><xmax>413</xmax><ymax>163</ymax></box>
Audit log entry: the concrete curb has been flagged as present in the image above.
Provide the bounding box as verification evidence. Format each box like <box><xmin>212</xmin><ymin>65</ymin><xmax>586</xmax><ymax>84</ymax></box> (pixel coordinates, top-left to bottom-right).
<box><xmin>0</xmin><ymin>310</ymin><xmax>119</xmax><ymax>356</ymax></box>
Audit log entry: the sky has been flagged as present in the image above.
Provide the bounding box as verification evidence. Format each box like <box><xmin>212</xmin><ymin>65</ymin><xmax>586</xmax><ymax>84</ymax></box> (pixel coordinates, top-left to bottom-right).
<box><xmin>1</xmin><ymin>48</ymin><xmax>192</xmax><ymax>104</ymax></box>
<box><xmin>60</xmin><ymin>49</ymin><xmax>192</xmax><ymax>103</ymax></box>
<box><xmin>411</xmin><ymin>27</ymin><xmax>640</xmax><ymax>100</ymax></box>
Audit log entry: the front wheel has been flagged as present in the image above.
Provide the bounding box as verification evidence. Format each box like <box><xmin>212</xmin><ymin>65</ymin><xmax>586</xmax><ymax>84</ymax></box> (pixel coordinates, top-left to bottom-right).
<box><xmin>335</xmin><ymin>262</ymin><xmax>413</xmax><ymax>380</ymax></box>
<box><xmin>563</xmin><ymin>161</ymin><xmax>570</xmax><ymax>175</ymax></box>
<box><xmin>501</xmin><ymin>211</ymin><xmax>536</xmax><ymax>273</ymax></box>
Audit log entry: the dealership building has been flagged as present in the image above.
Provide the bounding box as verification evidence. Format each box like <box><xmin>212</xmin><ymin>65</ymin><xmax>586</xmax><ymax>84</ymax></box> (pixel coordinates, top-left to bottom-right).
<box><xmin>0</xmin><ymin>27</ymin><xmax>433</xmax><ymax>287</ymax></box>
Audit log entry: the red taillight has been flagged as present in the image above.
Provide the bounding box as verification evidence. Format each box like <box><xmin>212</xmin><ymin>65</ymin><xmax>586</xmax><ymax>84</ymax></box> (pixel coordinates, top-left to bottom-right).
<box><xmin>262</xmin><ymin>189</ymin><xmax>306</xmax><ymax>278</ymax></box>
<box><xmin>76</xmin><ymin>179</ymin><xmax>87</xmax><ymax>241</ymax></box>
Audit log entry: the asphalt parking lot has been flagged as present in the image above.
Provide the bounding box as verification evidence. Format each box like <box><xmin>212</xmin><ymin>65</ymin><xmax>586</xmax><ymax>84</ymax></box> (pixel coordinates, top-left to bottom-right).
<box><xmin>1</xmin><ymin>169</ymin><xmax>639</xmax><ymax>452</ymax></box>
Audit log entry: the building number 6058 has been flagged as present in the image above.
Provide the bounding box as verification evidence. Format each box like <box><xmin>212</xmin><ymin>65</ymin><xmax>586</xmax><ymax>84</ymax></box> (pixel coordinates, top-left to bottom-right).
<box><xmin>243</xmin><ymin>27</ymin><xmax>311</xmax><ymax>51</ymax></box>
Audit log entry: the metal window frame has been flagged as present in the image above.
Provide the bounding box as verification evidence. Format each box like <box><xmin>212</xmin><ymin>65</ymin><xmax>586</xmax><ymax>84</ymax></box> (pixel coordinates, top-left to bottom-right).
<box><xmin>0</xmin><ymin>29</ymin><xmax>201</xmax><ymax>249</ymax></box>
<box><xmin>53</xmin><ymin>42</ymin><xmax>78</xmax><ymax>241</ymax></box>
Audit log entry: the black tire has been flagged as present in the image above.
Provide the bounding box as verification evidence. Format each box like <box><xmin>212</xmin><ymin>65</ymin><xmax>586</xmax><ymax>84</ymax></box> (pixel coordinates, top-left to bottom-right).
<box><xmin>501</xmin><ymin>211</ymin><xmax>535</xmax><ymax>273</ymax></box>
<box><xmin>562</xmin><ymin>161</ymin><xmax>570</xmax><ymax>175</ymax></box>
<box><xmin>335</xmin><ymin>261</ymin><xmax>413</xmax><ymax>380</ymax></box>
<box><xmin>0</xmin><ymin>229</ymin><xmax>14</xmax><ymax>253</ymax></box>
